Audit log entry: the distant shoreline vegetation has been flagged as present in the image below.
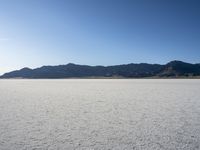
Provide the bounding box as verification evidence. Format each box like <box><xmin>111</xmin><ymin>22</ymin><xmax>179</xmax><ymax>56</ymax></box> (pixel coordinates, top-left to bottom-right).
<box><xmin>1</xmin><ymin>60</ymin><xmax>200</xmax><ymax>79</ymax></box>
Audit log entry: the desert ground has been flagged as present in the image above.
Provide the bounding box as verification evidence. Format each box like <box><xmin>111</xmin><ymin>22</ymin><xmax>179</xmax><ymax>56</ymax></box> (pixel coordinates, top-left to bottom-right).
<box><xmin>0</xmin><ymin>79</ymin><xmax>200</xmax><ymax>150</ymax></box>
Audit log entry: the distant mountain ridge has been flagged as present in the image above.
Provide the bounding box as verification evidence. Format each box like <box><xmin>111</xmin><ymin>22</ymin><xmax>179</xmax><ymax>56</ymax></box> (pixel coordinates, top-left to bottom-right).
<box><xmin>1</xmin><ymin>61</ymin><xmax>200</xmax><ymax>78</ymax></box>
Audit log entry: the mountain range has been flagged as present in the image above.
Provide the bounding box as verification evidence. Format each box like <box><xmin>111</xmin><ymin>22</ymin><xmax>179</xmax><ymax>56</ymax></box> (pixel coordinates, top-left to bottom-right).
<box><xmin>1</xmin><ymin>60</ymin><xmax>200</xmax><ymax>78</ymax></box>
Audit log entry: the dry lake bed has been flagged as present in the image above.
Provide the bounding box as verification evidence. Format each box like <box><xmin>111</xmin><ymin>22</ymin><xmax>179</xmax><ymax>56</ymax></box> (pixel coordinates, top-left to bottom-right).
<box><xmin>0</xmin><ymin>79</ymin><xmax>200</xmax><ymax>150</ymax></box>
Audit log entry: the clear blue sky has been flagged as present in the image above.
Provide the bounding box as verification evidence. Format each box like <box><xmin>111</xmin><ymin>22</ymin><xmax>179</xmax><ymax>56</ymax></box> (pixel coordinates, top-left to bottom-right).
<box><xmin>0</xmin><ymin>0</ymin><xmax>199</xmax><ymax>74</ymax></box>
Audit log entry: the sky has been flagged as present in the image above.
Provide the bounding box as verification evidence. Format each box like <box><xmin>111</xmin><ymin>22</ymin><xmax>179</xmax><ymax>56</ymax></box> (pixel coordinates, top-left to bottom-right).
<box><xmin>0</xmin><ymin>0</ymin><xmax>200</xmax><ymax>74</ymax></box>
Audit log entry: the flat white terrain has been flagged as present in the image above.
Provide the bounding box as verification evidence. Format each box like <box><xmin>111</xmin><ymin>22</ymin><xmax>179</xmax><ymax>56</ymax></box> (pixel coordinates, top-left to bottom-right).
<box><xmin>0</xmin><ymin>79</ymin><xmax>200</xmax><ymax>150</ymax></box>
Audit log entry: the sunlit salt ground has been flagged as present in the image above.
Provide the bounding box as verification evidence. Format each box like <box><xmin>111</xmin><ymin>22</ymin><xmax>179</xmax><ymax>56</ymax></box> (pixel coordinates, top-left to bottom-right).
<box><xmin>0</xmin><ymin>79</ymin><xmax>200</xmax><ymax>150</ymax></box>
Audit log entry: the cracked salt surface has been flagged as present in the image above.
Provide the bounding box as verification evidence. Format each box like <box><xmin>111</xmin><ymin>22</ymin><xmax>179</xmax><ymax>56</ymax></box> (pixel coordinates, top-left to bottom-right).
<box><xmin>0</xmin><ymin>79</ymin><xmax>200</xmax><ymax>150</ymax></box>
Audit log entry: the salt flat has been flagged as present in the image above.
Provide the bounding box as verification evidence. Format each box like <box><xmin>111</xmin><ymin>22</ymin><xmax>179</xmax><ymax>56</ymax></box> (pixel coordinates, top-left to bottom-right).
<box><xmin>0</xmin><ymin>79</ymin><xmax>200</xmax><ymax>150</ymax></box>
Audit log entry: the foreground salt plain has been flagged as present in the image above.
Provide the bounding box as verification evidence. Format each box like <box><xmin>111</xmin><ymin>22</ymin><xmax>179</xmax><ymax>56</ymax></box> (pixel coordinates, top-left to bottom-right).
<box><xmin>0</xmin><ymin>79</ymin><xmax>200</xmax><ymax>150</ymax></box>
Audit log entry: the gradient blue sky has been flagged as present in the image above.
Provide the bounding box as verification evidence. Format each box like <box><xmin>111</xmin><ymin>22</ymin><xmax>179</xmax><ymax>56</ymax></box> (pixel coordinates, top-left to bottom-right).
<box><xmin>0</xmin><ymin>0</ymin><xmax>200</xmax><ymax>74</ymax></box>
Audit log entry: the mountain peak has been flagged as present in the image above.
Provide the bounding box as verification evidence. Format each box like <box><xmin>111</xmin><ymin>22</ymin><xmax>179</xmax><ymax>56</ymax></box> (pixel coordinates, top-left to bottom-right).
<box><xmin>167</xmin><ymin>60</ymin><xmax>187</xmax><ymax>65</ymax></box>
<box><xmin>66</xmin><ymin>63</ymin><xmax>77</xmax><ymax>66</ymax></box>
<box><xmin>20</xmin><ymin>67</ymin><xmax>32</xmax><ymax>71</ymax></box>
